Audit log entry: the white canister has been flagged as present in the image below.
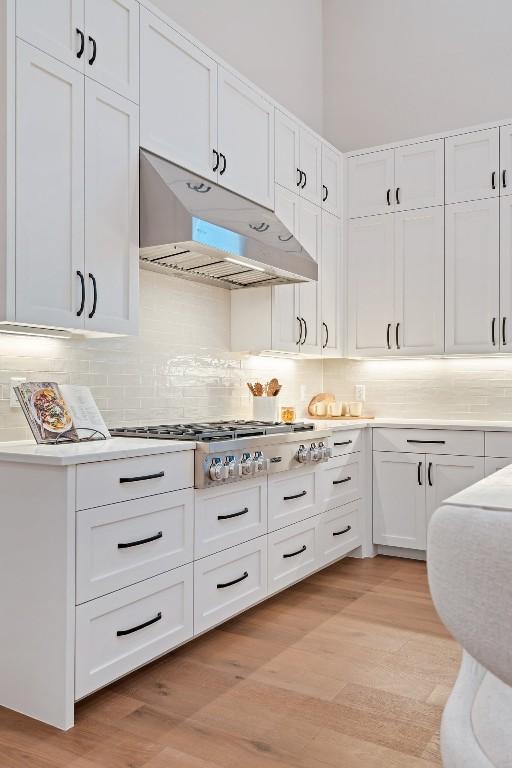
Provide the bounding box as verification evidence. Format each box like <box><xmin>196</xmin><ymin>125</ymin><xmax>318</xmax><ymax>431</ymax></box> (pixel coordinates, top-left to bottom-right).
<box><xmin>349</xmin><ymin>401</ymin><xmax>363</xmax><ymax>417</ymax></box>
<box><xmin>252</xmin><ymin>396</ymin><xmax>280</xmax><ymax>422</ymax></box>
<box><xmin>327</xmin><ymin>401</ymin><xmax>343</xmax><ymax>417</ymax></box>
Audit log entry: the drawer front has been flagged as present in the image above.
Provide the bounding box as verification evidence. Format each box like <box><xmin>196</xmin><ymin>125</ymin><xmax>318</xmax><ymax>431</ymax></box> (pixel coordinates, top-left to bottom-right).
<box><xmin>75</xmin><ymin>565</ymin><xmax>193</xmax><ymax>699</ymax></box>
<box><xmin>323</xmin><ymin>453</ymin><xmax>362</xmax><ymax>510</ymax></box>
<box><xmin>268</xmin><ymin>467</ymin><xmax>319</xmax><ymax>531</ymax></box>
<box><xmin>76</xmin><ymin>489</ymin><xmax>194</xmax><ymax>604</ymax></box>
<box><xmin>194</xmin><ymin>538</ymin><xmax>267</xmax><ymax>634</ymax></box>
<box><xmin>268</xmin><ymin>516</ymin><xmax>319</xmax><ymax>595</ymax></box>
<box><xmin>485</xmin><ymin>431</ymin><xmax>512</xmax><ymax>458</ymax></box>
<box><xmin>319</xmin><ymin>502</ymin><xmax>361</xmax><ymax>565</ymax></box>
<box><xmin>331</xmin><ymin>429</ymin><xmax>363</xmax><ymax>456</ymax></box>
<box><xmin>76</xmin><ymin>451</ymin><xmax>194</xmax><ymax>510</ymax></box>
<box><xmin>195</xmin><ymin>478</ymin><xmax>267</xmax><ymax>559</ymax></box>
<box><xmin>372</xmin><ymin>428</ymin><xmax>484</xmax><ymax>456</ymax></box>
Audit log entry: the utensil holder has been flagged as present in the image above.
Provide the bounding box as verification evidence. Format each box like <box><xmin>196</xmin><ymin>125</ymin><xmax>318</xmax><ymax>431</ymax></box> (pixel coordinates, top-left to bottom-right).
<box><xmin>252</xmin><ymin>396</ymin><xmax>279</xmax><ymax>422</ymax></box>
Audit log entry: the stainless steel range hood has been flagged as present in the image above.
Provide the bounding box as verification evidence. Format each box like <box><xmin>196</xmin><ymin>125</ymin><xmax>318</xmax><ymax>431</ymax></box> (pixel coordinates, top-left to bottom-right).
<box><xmin>139</xmin><ymin>150</ymin><xmax>317</xmax><ymax>289</ymax></box>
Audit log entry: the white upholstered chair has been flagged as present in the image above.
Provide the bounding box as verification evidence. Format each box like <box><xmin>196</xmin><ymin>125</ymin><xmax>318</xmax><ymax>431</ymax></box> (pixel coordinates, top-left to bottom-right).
<box><xmin>428</xmin><ymin>502</ymin><xmax>512</xmax><ymax>767</ymax></box>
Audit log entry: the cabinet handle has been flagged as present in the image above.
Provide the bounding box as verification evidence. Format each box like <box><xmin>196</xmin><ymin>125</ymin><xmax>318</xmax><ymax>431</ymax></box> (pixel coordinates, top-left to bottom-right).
<box><xmin>503</xmin><ymin>170</ymin><xmax>508</xmax><ymax>189</ymax></box>
<box><xmin>492</xmin><ymin>170</ymin><xmax>496</xmax><ymax>190</ymax></box>
<box><xmin>395</xmin><ymin>322</ymin><xmax>400</xmax><ymax>349</ymax></box>
<box><xmin>301</xmin><ymin>171</ymin><xmax>307</xmax><ymax>189</ymax></box>
<box><xmin>283</xmin><ymin>544</ymin><xmax>307</xmax><ymax>559</ymax></box>
<box><xmin>386</xmin><ymin>188</ymin><xmax>391</xmax><ymax>206</ymax></box>
<box><xmin>212</xmin><ymin>149</ymin><xmax>220</xmax><ymax>172</ymax></box>
<box><xmin>427</xmin><ymin>461</ymin><xmax>433</xmax><ymax>487</ymax></box>
<box><xmin>219</xmin><ymin>153</ymin><xmax>227</xmax><ymax>175</ymax></box>
<box><xmin>76</xmin><ymin>270</ymin><xmax>85</xmax><ymax>317</ymax></box>
<box><xmin>333</xmin><ymin>476</ymin><xmax>351</xmax><ymax>485</ymax></box>
<box><xmin>395</xmin><ymin>187</ymin><xmax>400</xmax><ymax>205</ymax></box>
<box><xmin>118</xmin><ymin>531</ymin><xmax>163</xmax><ymax>549</ymax></box>
<box><xmin>76</xmin><ymin>28</ymin><xmax>85</xmax><ymax>58</ymax></box>
<box><xmin>334</xmin><ymin>440</ymin><xmax>352</xmax><ymax>446</ymax></box>
<box><xmin>296</xmin><ymin>316</ymin><xmax>303</xmax><ymax>345</ymax></box>
<box><xmin>297</xmin><ymin>168</ymin><xmax>303</xmax><ymax>187</ymax></box>
<box><xmin>88</xmin><ymin>273</ymin><xmax>98</xmax><ymax>319</ymax></box>
<box><xmin>217</xmin><ymin>571</ymin><xmax>248</xmax><ymax>589</ymax></box>
<box><xmin>119</xmin><ymin>471</ymin><xmax>165</xmax><ymax>484</ymax></box>
<box><xmin>283</xmin><ymin>490</ymin><xmax>307</xmax><ymax>501</ymax></box>
<box><xmin>417</xmin><ymin>461</ymin><xmax>423</xmax><ymax>486</ymax></box>
<box><xmin>117</xmin><ymin>612</ymin><xmax>162</xmax><ymax>637</ymax></box>
<box><xmin>88</xmin><ymin>36</ymin><xmax>97</xmax><ymax>66</ymax></box>
<box><xmin>217</xmin><ymin>507</ymin><xmax>248</xmax><ymax>521</ymax></box>
<box><xmin>322</xmin><ymin>321</ymin><xmax>329</xmax><ymax>349</ymax></box>
<box><xmin>302</xmin><ymin>317</ymin><xmax>308</xmax><ymax>344</ymax></box>
<box><xmin>333</xmin><ymin>525</ymin><xmax>351</xmax><ymax>537</ymax></box>
<box><xmin>406</xmin><ymin>439</ymin><xmax>445</xmax><ymax>444</ymax></box>
<box><xmin>492</xmin><ymin>317</ymin><xmax>497</xmax><ymax>346</ymax></box>
<box><xmin>322</xmin><ymin>184</ymin><xmax>328</xmax><ymax>202</ymax></box>
<box><xmin>386</xmin><ymin>323</ymin><xmax>392</xmax><ymax>349</ymax></box>
<box><xmin>503</xmin><ymin>317</ymin><xmax>507</xmax><ymax>346</ymax></box>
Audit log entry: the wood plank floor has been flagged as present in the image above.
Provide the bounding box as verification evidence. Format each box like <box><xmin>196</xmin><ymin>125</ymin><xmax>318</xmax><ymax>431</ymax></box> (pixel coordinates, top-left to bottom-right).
<box><xmin>0</xmin><ymin>556</ymin><xmax>460</xmax><ymax>767</ymax></box>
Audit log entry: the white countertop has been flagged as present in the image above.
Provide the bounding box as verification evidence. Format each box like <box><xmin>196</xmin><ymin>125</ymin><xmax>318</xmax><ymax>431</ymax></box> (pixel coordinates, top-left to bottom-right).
<box><xmin>444</xmin><ymin>464</ymin><xmax>512</xmax><ymax>511</ymax></box>
<box><xmin>0</xmin><ymin>437</ymin><xmax>195</xmax><ymax>466</ymax></box>
<box><xmin>307</xmin><ymin>417</ymin><xmax>512</xmax><ymax>431</ymax></box>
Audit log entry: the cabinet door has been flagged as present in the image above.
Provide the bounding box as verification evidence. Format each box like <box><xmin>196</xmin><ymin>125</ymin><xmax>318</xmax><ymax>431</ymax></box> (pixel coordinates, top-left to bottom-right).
<box><xmin>140</xmin><ymin>9</ymin><xmax>218</xmax><ymax>180</ymax></box>
<box><xmin>16</xmin><ymin>0</ymin><xmax>85</xmax><ymax>72</ymax></box>
<box><xmin>299</xmin><ymin>129</ymin><xmax>322</xmax><ymax>206</ymax></box>
<box><xmin>297</xmin><ymin>199</ymin><xmax>322</xmax><ymax>353</ymax></box>
<box><xmin>445</xmin><ymin>199</ymin><xmax>499</xmax><ymax>353</ymax></box>
<box><xmin>485</xmin><ymin>457</ymin><xmax>512</xmax><ymax>477</ymax></box>
<box><xmin>321</xmin><ymin>144</ymin><xmax>342</xmax><ymax>217</ymax></box>
<box><xmin>84</xmin><ymin>0</ymin><xmax>139</xmax><ymax>102</ymax></box>
<box><xmin>347</xmin><ymin>149</ymin><xmax>394</xmax><ymax>218</ymax></box>
<box><xmin>394</xmin><ymin>139</ymin><xmax>444</xmax><ymax>211</ymax></box>
<box><xmin>84</xmin><ymin>80</ymin><xmax>139</xmax><ymax>334</ymax></box>
<box><xmin>347</xmin><ymin>214</ymin><xmax>395</xmax><ymax>356</ymax></box>
<box><xmin>275</xmin><ymin>110</ymin><xmax>300</xmax><ymax>194</ymax></box>
<box><xmin>445</xmin><ymin>128</ymin><xmax>499</xmax><ymax>204</ymax></box>
<box><xmin>499</xmin><ymin>196</ymin><xmax>512</xmax><ymax>349</ymax></box>
<box><xmin>394</xmin><ymin>207</ymin><xmax>444</xmax><ymax>355</ymax></box>
<box><xmin>321</xmin><ymin>211</ymin><xmax>342</xmax><ymax>355</ymax></box>
<box><xmin>218</xmin><ymin>68</ymin><xmax>274</xmax><ymax>209</ymax></box>
<box><xmin>16</xmin><ymin>42</ymin><xmax>85</xmax><ymax>330</ymax></box>
<box><xmin>500</xmin><ymin>124</ymin><xmax>512</xmax><ymax>196</ymax></box>
<box><xmin>373</xmin><ymin>452</ymin><xmax>426</xmax><ymax>550</ymax></box>
<box><xmin>272</xmin><ymin>185</ymin><xmax>301</xmax><ymax>351</ymax></box>
<box><xmin>426</xmin><ymin>455</ymin><xmax>484</xmax><ymax>529</ymax></box>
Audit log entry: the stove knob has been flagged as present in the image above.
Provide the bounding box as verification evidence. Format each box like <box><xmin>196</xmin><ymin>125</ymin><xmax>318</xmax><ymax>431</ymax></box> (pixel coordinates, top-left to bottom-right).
<box><xmin>209</xmin><ymin>457</ymin><xmax>223</xmax><ymax>481</ymax></box>
<box><xmin>241</xmin><ymin>452</ymin><xmax>254</xmax><ymax>475</ymax></box>
<box><xmin>318</xmin><ymin>441</ymin><xmax>331</xmax><ymax>461</ymax></box>
<box><xmin>254</xmin><ymin>450</ymin><xmax>267</xmax><ymax>473</ymax></box>
<box><xmin>309</xmin><ymin>442</ymin><xmax>320</xmax><ymax>462</ymax></box>
<box><xmin>224</xmin><ymin>455</ymin><xmax>237</xmax><ymax>478</ymax></box>
<box><xmin>297</xmin><ymin>444</ymin><xmax>309</xmax><ymax>463</ymax></box>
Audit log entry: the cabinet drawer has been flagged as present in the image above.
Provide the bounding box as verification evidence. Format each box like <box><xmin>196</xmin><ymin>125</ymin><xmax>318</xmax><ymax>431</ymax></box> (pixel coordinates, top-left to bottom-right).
<box><xmin>485</xmin><ymin>431</ymin><xmax>512</xmax><ymax>458</ymax></box>
<box><xmin>323</xmin><ymin>454</ymin><xmax>362</xmax><ymax>510</ymax></box>
<box><xmin>319</xmin><ymin>502</ymin><xmax>361</xmax><ymax>565</ymax></box>
<box><xmin>331</xmin><ymin>429</ymin><xmax>363</xmax><ymax>456</ymax></box>
<box><xmin>195</xmin><ymin>478</ymin><xmax>267</xmax><ymax>559</ymax></box>
<box><xmin>268</xmin><ymin>467</ymin><xmax>319</xmax><ymax>531</ymax></box>
<box><xmin>76</xmin><ymin>489</ymin><xmax>194</xmax><ymax>604</ymax></box>
<box><xmin>194</xmin><ymin>538</ymin><xmax>267</xmax><ymax>634</ymax></box>
<box><xmin>372</xmin><ymin>428</ymin><xmax>484</xmax><ymax>457</ymax></box>
<box><xmin>75</xmin><ymin>565</ymin><xmax>193</xmax><ymax>699</ymax></box>
<box><xmin>76</xmin><ymin>451</ymin><xmax>194</xmax><ymax>510</ymax></box>
<box><xmin>268</xmin><ymin>516</ymin><xmax>319</xmax><ymax>595</ymax></box>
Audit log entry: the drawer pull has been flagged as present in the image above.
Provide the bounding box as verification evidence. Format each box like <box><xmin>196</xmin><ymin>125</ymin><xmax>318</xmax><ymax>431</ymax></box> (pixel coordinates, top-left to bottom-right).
<box><xmin>116</xmin><ymin>611</ymin><xmax>162</xmax><ymax>637</ymax></box>
<box><xmin>283</xmin><ymin>544</ymin><xmax>307</xmax><ymax>559</ymax></box>
<box><xmin>117</xmin><ymin>531</ymin><xmax>163</xmax><ymax>549</ymax></box>
<box><xmin>406</xmin><ymin>439</ymin><xmax>445</xmax><ymax>445</ymax></box>
<box><xmin>334</xmin><ymin>440</ymin><xmax>352</xmax><ymax>447</ymax></box>
<box><xmin>283</xmin><ymin>490</ymin><xmax>307</xmax><ymax>501</ymax></box>
<box><xmin>333</xmin><ymin>525</ymin><xmax>351</xmax><ymax>537</ymax></box>
<box><xmin>119</xmin><ymin>471</ymin><xmax>165</xmax><ymax>484</ymax></box>
<box><xmin>218</xmin><ymin>507</ymin><xmax>249</xmax><ymax>521</ymax></box>
<box><xmin>217</xmin><ymin>571</ymin><xmax>249</xmax><ymax>589</ymax></box>
<box><xmin>333</xmin><ymin>476</ymin><xmax>351</xmax><ymax>485</ymax></box>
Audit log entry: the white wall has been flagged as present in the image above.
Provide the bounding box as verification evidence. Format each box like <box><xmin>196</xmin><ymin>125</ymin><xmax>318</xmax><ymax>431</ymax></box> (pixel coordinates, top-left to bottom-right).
<box><xmin>150</xmin><ymin>0</ymin><xmax>324</xmax><ymax>133</ymax></box>
<box><xmin>323</xmin><ymin>0</ymin><xmax>512</xmax><ymax>151</ymax></box>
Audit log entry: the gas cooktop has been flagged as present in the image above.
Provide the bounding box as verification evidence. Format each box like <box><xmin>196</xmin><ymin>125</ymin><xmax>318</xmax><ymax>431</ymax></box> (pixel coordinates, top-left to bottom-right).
<box><xmin>110</xmin><ymin>420</ymin><xmax>315</xmax><ymax>443</ymax></box>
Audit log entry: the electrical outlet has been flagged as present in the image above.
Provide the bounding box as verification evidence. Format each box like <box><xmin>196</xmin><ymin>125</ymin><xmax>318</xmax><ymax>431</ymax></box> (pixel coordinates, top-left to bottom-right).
<box><xmin>354</xmin><ymin>384</ymin><xmax>366</xmax><ymax>402</ymax></box>
<box><xmin>10</xmin><ymin>377</ymin><xmax>26</xmax><ymax>408</ymax></box>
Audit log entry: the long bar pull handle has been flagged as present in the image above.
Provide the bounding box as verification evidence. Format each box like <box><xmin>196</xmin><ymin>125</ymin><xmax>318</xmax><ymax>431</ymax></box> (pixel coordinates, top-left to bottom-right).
<box><xmin>217</xmin><ymin>572</ymin><xmax>248</xmax><ymax>589</ymax></box>
<box><xmin>417</xmin><ymin>461</ymin><xmax>423</xmax><ymax>486</ymax></box>
<box><xmin>117</xmin><ymin>612</ymin><xmax>162</xmax><ymax>637</ymax></box>
<box><xmin>283</xmin><ymin>545</ymin><xmax>307</xmax><ymax>559</ymax></box>
<box><xmin>503</xmin><ymin>317</ymin><xmax>507</xmax><ymax>346</ymax></box>
<box><xmin>118</xmin><ymin>532</ymin><xmax>163</xmax><ymax>549</ymax></box>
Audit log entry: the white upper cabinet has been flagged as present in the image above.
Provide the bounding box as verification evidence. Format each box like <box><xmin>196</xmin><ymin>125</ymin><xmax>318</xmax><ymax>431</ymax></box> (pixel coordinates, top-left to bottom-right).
<box><xmin>15</xmin><ymin>41</ymin><xmax>85</xmax><ymax>330</ymax></box>
<box><xmin>321</xmin><ymin>144</ymin><xmax>342</xmax><ymax>217</ymax></box>
<box><xmin>394</xmin><ymin>139</ymin><xmax>444</xmax><ymax>211</ymax></box>
<box><xmin>218</xmin><ymin>67</ymin><xmax>274</xmax><ymax>209</ymax></box>
<box><xmin>373</xmin><ymin>451</ymin><xmax>426</xmax><ymax>550</ymax></box>
<box><xmin>445</xmin><ymin>198</ymin><xmax>500</xmax><ymax>354</ymax></box>
<box><xmin>84</xmin><ymin>80</ymin><xmax>139</xmax><ymax>334</ymax></box>
<box><xmin>445</xmin><ymin>128</ymin><xmax>499</xmax><ymax>204</ymax></box>
<box><xmin>394</xmin><ymin>207</ymin><xmax>444</xmax><ymax>355</ymax></box>
<box><xmin>297</xmin><ymin>198</ymin><xmax>322</xmax><ymax>353</ymax></box>
<box><xmin>347</xmin><ymin>149</ymin><xmax>394</xmax><ymax>218</ymax></box>
<box><xmin>16</xmin><ymin>0</ymin><xmax>85</xmax><ymax>72</ymax></box>
<box><xmin>272</xmin><ymin>185</ymin><xmax>301</xmax><ymax>352</ymax></box>
<box><xmin>83</xmin><ymin>0</ymin><xmax>139</xmax><ymax>102</ymax></box>
<box><xmin>500</xmin><ymin>124</ymin><xmax>512</xmax><ymax>196</ymax></box>
<box><xmin>299</xmin><ymin>129</ymin><xmax>322</xmax><ymax>206</ymax></box>
<box><xmin>140</xmin><ymin>9</ymin><xmax>218</xmax><ymax>180</ymax></box>
<box><xmin>321</xmin><ymin>211</ymin><xmax>342</xmax><ymax>355</ymax></box>
<box><xmin>275</xmin><ymin>110</ymin><xmax>301</xmax><ymax>194</ymax></box>
<box><xmin>347</xmin><ymin>214</ymin><xmax>395</xmax><ymax>355</ymax></box>
<box><xmin>499</xmin><ymin>196</ymin><xmax>512</xmax><ymax>349</ymax></box>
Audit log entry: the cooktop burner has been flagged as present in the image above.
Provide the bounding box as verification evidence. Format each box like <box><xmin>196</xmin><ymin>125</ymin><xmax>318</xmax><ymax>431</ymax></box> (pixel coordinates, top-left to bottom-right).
<box><xmin>110</xmin><ymin>420</ymin><xmax>315</xmax><ymax>442</ymax></box>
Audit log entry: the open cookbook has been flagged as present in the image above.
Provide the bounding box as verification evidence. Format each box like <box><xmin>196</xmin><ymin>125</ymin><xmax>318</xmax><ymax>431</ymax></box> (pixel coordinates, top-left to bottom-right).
<box><xmin>15</xmin><ymin>382</ymin><xmax>111</xmax><ymax>444</ymax></box>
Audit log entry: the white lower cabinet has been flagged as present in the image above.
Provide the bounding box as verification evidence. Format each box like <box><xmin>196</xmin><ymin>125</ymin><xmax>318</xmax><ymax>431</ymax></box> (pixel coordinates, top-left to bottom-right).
<box><xmin>322</xmin><ymin>452</ymin><xmax>361</xmax><ymax>510</ymax></box>
<box><xmin>425</xmin><ymin>455</ymin><xmax>484</xmax><ymax>526</ymax></box>
<box><xmin>268</xmin><ymin>515</ymin><xmax>319</xmax><ymax>594</ymax></box>
<box><xmin>194</xmin><ymin>537</ymin><xmax>267</xmax><ymax>634</ymax></box>
<box><xmin>485</xmin><ymin>457</ymin><xmax>512</xmax><ymax>476</ymax></box>
<box><xmin>267</xmin><ymin>467</ymin><xmax>319</xmax><ymax>531</ymax></box>
<box><xmin>75</xmin><ymin>564</ymin><xmax>194</xmax><ymax>699</ymax></box>
<box><xmin>319</xmin><ymin>501</ymin><xmax>361</xmax><ymax>565</ymax></box>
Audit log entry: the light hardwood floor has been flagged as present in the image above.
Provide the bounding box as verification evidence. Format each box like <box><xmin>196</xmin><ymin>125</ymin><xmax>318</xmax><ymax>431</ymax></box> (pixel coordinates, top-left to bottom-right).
<box><xmin>0</xmin><ymin>556</ymin><xmax>459</xmax><ymax>767</ymax></box>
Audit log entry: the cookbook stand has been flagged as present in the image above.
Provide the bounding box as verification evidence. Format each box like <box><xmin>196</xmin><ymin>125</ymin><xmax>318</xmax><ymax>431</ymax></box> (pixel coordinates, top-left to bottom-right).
<box><xmin>48</xmin><ymin>428</ymin><xmax>108</xmax><ymax>445</ymax></box>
